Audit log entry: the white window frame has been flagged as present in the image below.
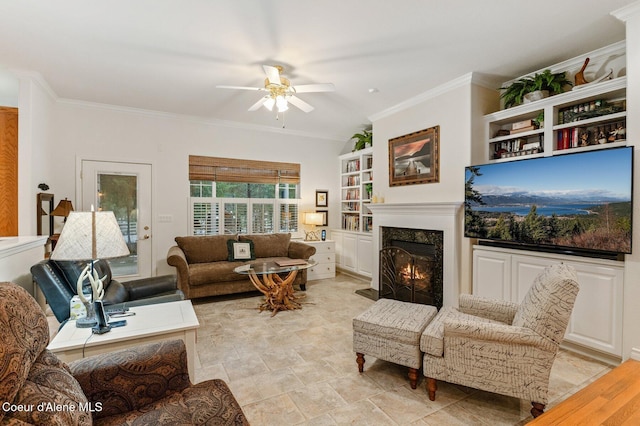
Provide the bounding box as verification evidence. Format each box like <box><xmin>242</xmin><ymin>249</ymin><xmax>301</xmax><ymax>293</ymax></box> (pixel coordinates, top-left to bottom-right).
<box><xmin>189</xmin><ymin>183</ymin><xmax>300</xmax><ymax>236</ymax></box>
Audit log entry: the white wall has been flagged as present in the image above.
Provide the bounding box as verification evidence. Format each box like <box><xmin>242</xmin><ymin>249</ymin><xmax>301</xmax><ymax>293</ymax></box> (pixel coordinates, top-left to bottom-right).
<box><xmin>47</xmin><ymin>102</ymin><xmax>342</xmax><ymax>275</ymax></box>
<box><xmin>14</xmin><ymin>73</ymin><xmax>57</xmax><ymax>236</ymax></box>
<box><xmin>613</xmin><ymin>1</ymin><xmax>640</xmax><ymax>361</ymax></box>
<box><xmin>369</xmin><ymin>75</ymin><xmax>497</xmax><ymax>292</ymax></box>
<box><xmin>372</xmin><ymin>82</ymin><xmax>471</xmax><ymax>205</ymax></box>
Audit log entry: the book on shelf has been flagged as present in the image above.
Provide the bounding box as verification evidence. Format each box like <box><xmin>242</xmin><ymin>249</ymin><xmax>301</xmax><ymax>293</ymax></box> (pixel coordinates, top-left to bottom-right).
<box><xmin>512</xmin><ymin>119</ymin><xmax>535</xmax><ymax>130</ymax></box>
<box><xmin>510</xmin><ymin>125</ymin><xmax>537</xmax><ymax>134</ymax></box>
<box><xmin>345</xmin><ymin>159</ymin><xmax>360</xmax><ymax>173</ymax></box>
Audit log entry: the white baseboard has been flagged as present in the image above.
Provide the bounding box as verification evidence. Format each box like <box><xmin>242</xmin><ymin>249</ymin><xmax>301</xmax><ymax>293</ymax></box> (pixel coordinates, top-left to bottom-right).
<box><xmin>630</xmin><ymin>348</ymin><xmax>640</xmax><ymax>361</ymax></box>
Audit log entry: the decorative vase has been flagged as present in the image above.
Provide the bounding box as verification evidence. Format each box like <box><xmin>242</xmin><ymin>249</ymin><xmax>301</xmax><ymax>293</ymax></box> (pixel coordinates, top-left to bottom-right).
<box><xmin>523</xmin><ymin>90</ymin><xmax>549</xmax><ymax>104</ymax></box>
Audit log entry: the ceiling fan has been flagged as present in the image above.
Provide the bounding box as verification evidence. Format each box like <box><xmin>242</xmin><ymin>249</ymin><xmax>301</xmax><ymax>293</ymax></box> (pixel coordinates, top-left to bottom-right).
<box><xmin>216</xmin><ymin>65</ymin><xmax>335</xmax><ymax>113</ymax></box>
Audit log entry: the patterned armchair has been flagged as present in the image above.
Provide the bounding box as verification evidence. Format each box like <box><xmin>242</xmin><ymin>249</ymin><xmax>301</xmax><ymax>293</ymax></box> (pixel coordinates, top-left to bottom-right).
<box><xmin>0</xmin><ymin>282</ymin><xmax>248</xmax><ymax>425</ymax></box>
<box><xmin>421</xmin><ymin>263</ymin><xmax>579</xmax><ymax>418</ymax></box>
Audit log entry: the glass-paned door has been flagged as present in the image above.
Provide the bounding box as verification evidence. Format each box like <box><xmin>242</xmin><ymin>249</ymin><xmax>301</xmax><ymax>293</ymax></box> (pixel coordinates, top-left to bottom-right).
<box><xmin>81</xmin><ymin>160</ymin><xmax>152</xmax><ymax>278</ymax></box>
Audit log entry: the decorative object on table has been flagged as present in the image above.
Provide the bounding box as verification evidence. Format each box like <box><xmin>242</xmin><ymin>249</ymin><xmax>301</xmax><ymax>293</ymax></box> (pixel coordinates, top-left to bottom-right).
<box><xmin>303</xmin><ymin>212</ymin><xmax>324</xmax><ymax>241</ymax></box>
<box><xmin>575</xmin><ymin>57</ymin><xmax>590</xmax><ymax>86</ymax></box>
<box><xmin>571</xmin><ymin>68</ymin><xmax>614</xmax><ymax>91</ymax></box>
<box><xmin>51</xmin><ymin>197</ymin><xmax>74</xmax><ymax>220</ymax></box>
<box><xmin>315</xmin><ymin>189</ymin><xmax>328</xmax><ymax>207</ymax></box>
<box><xmin>500</xmin><ymin>69</ymin><xmax>572</xmax><ymax>109</ymax></box>
<box><xmin>389</xmin><ymin>125</ymin><xmax>439</xmax><ymax>187</ymax></box>
<box><xmin>351</xmin><ymin>129</ymin><xmax>373</xmax><ymax>151</ymax></box>
<box><xmin>50</xmin><ymin>208</ymin><xmax>129</xmax><ymax>328</ymax></box>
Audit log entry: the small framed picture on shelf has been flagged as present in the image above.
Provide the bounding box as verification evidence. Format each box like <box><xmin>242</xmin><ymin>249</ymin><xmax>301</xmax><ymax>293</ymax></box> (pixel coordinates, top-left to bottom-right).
<box><xmin>316</xmin><ymin>190</ymin><xmax>328</xmax><ymax>207</ymax></box>
<box><xmin>316</xmin><ymin>210</ymin><xmax>328</xmax><ymax>226</ymax></box>
<box><xmin>389</xmin><ymin>125</ymin><xmax>440</xmax><ymax>186</ymax></box>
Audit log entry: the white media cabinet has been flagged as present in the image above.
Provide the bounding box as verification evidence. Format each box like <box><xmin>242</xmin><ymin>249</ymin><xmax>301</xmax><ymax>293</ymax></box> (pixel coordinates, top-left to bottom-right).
<box><xmin>473</xmin><ymin>245</ymin><xmax>624</xmax><ymax>360</ymax></box>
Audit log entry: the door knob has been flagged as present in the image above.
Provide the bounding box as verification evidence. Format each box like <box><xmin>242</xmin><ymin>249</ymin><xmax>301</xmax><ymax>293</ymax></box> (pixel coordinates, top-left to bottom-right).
<box><xmin>141</xmin><ymin>234</ymin><xmax>150</xmax><ymax>240</ymax></box>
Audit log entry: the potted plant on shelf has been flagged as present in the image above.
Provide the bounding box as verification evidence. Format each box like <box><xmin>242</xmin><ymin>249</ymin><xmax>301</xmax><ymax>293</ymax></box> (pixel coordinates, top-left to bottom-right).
<box><xmin>501</xmin><ymin>69</ymin><xmax>572</xmax><ymax>109</ymax></box>
<box><xmin>351</xmin><ymin>129</ymin><xmax>372</xmax><ymax>151</ymax></box>
<box><xmin>364</xmin><ymin>183</ymin><xmax>373</xmax><ymax>200</ymax></box>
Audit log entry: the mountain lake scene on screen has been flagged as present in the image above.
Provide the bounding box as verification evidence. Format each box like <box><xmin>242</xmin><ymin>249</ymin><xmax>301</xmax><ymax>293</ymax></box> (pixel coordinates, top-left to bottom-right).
<box><xmin>464</xmin><ymin>147</ymin><xmax>632</xmax><ymax>253</ymax></box>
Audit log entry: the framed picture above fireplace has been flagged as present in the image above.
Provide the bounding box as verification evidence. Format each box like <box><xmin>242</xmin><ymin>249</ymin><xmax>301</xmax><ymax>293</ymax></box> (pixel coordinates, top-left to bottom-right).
<box><xmin>389</xmin><ymin>125</ymin><xmax>439</xmax><ymax>186</ymax></box>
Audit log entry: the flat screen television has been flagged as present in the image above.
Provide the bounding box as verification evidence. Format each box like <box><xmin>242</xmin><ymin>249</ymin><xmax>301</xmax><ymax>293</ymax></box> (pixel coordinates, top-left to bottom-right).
<box><xmin>465</xmin><ymin>146</ymin><xmax>633</xmax><ymax>258</ymax></box>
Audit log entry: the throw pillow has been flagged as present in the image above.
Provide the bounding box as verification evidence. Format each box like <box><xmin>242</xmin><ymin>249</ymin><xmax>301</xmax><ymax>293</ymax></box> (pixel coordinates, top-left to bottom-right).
<box><xmin>227</xmin><ymin>239</ymin><xmax>255</xmax><ymax>261</ymax></box>
<box><xmin>240</xmin><ymin>233</ymin><xmax>291</xmax><ymax>258</ymax></box>
<box><xmin>175</xmin><ymin>235</ymin><xmax>237</xmax><ymax>263</ymax></box>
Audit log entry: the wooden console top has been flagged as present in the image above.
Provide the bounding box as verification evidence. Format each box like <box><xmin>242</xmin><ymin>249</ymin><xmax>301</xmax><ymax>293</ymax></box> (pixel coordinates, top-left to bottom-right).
<box><xmin>528</xmin><ymin>359</ymin><xmax>640</xmax><ymax>425</ymax></box>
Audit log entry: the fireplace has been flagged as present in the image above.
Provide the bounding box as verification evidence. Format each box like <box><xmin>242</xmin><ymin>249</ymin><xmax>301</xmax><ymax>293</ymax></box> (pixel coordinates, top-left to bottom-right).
<box><xmin>367</xmin><ymin>202</ymin><xmax>462</xmax><ymax>308</ymax></box>
<box><xmin>379</xmin><ymin>227</ymin><xmax>443</xmax><ymax>308</ymax></box>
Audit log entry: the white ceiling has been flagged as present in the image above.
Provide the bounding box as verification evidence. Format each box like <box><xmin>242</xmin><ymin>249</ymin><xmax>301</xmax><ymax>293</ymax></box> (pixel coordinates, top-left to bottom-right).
<box><xmin>0</xmin><ymin>0</ymin><xmax>634</xmax><ymax>141</ymax></box>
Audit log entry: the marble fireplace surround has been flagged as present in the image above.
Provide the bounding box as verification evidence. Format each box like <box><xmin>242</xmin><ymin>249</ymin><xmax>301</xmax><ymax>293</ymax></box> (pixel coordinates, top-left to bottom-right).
<box><xmin>367</xmin><ymin>202</ymin><xmax>463</xmax><ymax>308</ymax></box>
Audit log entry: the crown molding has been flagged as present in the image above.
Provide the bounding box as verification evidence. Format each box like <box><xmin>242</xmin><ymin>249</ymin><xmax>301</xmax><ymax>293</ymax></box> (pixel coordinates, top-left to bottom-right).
<box><xmin>611</xmin><ymin>1</ymin><xmax>640</xmax><ymax>21</ymax></box>
<box><xmin>8</xmin><ymin>68</ymin><xmax>58</xmax><ymax>102</ymax></box>
<box><xmin>368</xmin><ymin>72</ymin><xmax>477</xmax><ymax>122</ymax></box>
<box><xmin>55</xmin><ymin>97</ymin><xmax>343</xmax><ymax>142</ymax></box>
<box><xmin>8</xmin><ymin>68</ymin><xmax>342</xmax><ymax>142</ymax></box>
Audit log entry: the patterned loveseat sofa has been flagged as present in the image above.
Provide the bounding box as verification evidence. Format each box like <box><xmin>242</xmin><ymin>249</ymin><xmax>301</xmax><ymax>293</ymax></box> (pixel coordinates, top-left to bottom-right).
<box><xmin>0</xmin><ymin>282</ymin><xmax>248</xmax><ymax>425</ymax></box>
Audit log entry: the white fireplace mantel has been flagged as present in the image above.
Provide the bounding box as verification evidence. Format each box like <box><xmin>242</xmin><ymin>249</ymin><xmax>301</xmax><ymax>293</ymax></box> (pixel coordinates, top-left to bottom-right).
<box><xmin>368</xmin><ymin>202</ymin><xmax>463</xmax><ymax>307</ymax></box>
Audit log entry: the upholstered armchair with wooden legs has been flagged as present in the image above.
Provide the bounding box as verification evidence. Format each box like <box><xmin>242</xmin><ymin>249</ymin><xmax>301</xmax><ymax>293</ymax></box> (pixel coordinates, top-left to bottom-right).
<box><xmin>420</xmin><ymin>263</ymin><xmax>579</xmax><ymax>418</ymax></box>
<box><xmin>0</xmin><ymin>282</ymin><xmax>249</xmax><ymax>425</ymax></box>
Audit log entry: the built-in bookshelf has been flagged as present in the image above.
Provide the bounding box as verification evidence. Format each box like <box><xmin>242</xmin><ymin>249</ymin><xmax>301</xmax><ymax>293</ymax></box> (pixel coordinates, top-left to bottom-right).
<box><xmin>484</xmin><ymin>77</ymin><xmax>627</xmax><ymax>163</ymax></box>
<box><xmin>339</xmin><ymin>147</ymin><xmax>373</xmax><ymax>233</ymax></box>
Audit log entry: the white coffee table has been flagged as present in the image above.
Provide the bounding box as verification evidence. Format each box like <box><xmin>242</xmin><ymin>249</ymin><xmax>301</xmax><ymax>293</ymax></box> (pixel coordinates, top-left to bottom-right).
<box><xmin>48</xmin><ymin>300</ymin><xmax>199</xmax><ymax>379</ymax></box>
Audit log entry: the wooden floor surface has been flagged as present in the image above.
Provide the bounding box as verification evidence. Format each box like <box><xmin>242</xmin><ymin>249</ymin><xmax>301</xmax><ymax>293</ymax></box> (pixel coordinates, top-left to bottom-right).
<box><xmin>528</xmin><ymin>359</ymin><xmax>640</xmax><ymax>425</ymax></box>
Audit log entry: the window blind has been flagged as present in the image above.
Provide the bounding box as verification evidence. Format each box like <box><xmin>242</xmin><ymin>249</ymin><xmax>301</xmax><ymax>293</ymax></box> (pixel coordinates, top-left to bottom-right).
<box><xmin>189</xmin><ymin>155</ymin><xmax>300</xmax><ymax>184</ymax></box>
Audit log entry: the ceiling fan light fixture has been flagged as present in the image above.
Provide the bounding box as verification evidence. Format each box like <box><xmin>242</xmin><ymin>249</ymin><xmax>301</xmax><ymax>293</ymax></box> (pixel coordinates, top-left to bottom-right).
<box><xmin>276</xmin><ymin>95</ymin><xmax>289</xmax><ymax>112</ymax></box>
<box><xmin>263</xmin><ymin>97</ymin><xmax>276</xmax><ymax>111</ymax></box>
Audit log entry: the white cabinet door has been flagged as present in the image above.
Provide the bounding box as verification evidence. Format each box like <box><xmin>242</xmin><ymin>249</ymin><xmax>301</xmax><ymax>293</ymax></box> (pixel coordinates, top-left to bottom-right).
<box><xmin>341</xmin><ymin>233</ymin><xmax>357</xmax><ymax>272</ymax></box>
<box><xmin>511</xmin><ymin>255</ymin><xmax>550</xmax><ymax>303</ymax></box>
<box><xmin>356</xmin><ymin>235</ymin><xmax>373</xmax><ymax>277</ymax></box>
<box><xmin>564</xmin><ymin>263</ymin><xmax>623</xmax><ymax>356</ymax></box>
<box><xmin>474</xmin><ymin>246</ymin><xmax>624</xmax><ymax>357</ymax></box>
<box><xmin>472</xmin><ymin>249</ymin><xmax>511</xmax><ymax>301</ymax></box>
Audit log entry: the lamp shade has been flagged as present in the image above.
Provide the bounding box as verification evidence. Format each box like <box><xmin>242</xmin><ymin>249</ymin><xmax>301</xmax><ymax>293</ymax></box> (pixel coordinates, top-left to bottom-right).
<box><xmin>51</xmin><ymin>211</ymin><xmax>130</xmax><ymax>260</ymax></box>
<box><xmin>51</xmin><ymin>198</ymin><xmax>74</xmax><ymax>217</ymax></box>
<box><xmin>304</xmin><ymin>212</ymin><xmax>324</xmax><ymax>226</ymax></box>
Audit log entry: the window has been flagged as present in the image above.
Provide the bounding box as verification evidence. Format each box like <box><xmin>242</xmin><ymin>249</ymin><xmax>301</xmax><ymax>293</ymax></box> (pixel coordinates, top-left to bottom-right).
<box><xmin>188</xmin><ymin>156</ymin><xmax>300</xmax><ymax>236</ymax></box>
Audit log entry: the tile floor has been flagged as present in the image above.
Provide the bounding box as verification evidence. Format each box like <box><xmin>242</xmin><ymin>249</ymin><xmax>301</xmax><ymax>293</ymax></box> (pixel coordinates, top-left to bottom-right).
<box><xmin>191</xmin><ymin>273</ymin><xmax>613</xmax><ymax>425</ymax></box>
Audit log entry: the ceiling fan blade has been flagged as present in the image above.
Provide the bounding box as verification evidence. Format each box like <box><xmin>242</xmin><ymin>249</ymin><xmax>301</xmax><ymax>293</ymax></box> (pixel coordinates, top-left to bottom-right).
<box><xmin>216</xmin><ymin>85</ymin><xmax>265</xmax><ymax>91</ymax></box>
<box><xmin>292</xmin><ymin>83</ymin><xmax>335</xmax><ymax>93</ymax></box>
<box><xmin>248</xmin><ymin>96</ymin><xmax>269</xmax><ymax>111</ymax></box>
<box><xmin>263</xmin><ymin>65</ymin><xmax>281</xmax><ymax>85</ymax></box>
<box><xmin>288</xmin><ymin>95</ymin><xmax>314</xmax><ymax>113</ymax></box>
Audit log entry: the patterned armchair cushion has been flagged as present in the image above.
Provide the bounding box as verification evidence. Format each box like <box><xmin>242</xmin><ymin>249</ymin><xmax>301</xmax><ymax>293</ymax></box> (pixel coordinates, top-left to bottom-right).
<box><xmin>512</xmin><ymin>263</ymin><xmax>579</xmax><ymax>344</ymax></box>
<box><xmin>6</xmin><ymin>350</ymin><xmax>91</xmax><ymax>426</ymax></box>
<box><xmin>70</xmin><ymin>339</ymin><xmax>192</xmax><ymax>420</ymax></box>
<box><xmin>420</xmin><ymin>306</ymin><xmax>505</xmax><ymax>357</ymax></box>
<box><xmin>94</xmin><ymin>380</ymin><xmax>249</xmax><ymax>426</ymax></box>
<box><xmin>0</xmin><ymin>282</ymin><xmax>51</xmax><ymax>423</ymax></box>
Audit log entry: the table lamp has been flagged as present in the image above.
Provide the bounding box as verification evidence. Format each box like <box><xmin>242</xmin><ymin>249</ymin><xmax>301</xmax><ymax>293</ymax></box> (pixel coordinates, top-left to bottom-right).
<box><xmin>50</xmin><ymin>208</ymin><xmax>130</xmax><ymax>328</ymax></box>
<box><xmin>303</xmin><ymin>212</ymin><xmax>324</xmax><ymax>241</ymax></box>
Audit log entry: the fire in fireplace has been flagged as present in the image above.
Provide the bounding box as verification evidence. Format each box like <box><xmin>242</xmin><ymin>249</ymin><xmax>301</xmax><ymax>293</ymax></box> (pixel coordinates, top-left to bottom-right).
<box><xmin>379</xmin><ymin>227</ymin><xmax>443</xmax><ymax>308</ymax></box>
